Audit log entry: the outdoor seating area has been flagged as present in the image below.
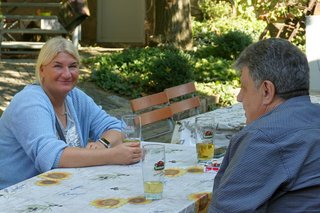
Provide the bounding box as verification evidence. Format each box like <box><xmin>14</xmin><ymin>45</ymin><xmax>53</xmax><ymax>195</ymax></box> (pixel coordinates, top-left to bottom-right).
<box><xmin>2</xmin><ymin>1</ymin><xmax>320</xmax><ymax>212</ymax></box>
<box><xmin>129</xmin><ymin>82</ymin><xmax>201</xmax><ymax>141</ymax></box>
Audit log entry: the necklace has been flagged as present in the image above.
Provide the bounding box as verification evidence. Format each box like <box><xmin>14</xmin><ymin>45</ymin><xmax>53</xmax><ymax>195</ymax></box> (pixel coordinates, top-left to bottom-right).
<box><xmin>56</xmin><ymin>111</ymin><xmax>67</xmax><ymax>116</ymax></box>
<box><xmin>54</xmin><ymin>103</ymin><xmax>67</xmax><ymax>116</ymax></box>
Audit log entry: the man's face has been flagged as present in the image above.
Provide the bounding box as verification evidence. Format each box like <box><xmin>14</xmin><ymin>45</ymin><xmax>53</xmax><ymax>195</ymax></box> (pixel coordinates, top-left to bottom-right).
<box><xmin>237</xmin><ymin>66</ymin><xmax>266</xmax><ymax>124</ymax></box>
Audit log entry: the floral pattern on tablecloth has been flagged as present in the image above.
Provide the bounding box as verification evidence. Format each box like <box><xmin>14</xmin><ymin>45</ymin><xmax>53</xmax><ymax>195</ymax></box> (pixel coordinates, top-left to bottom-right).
<box><xmin>172</xmin><ymin>96</ymin><xmax>320</xmax><ymax>153</ymax></box>
<box><xmin>0</xmin><ymin>142</ymin><xmax>216</xmax><ymax>213</ymax></box>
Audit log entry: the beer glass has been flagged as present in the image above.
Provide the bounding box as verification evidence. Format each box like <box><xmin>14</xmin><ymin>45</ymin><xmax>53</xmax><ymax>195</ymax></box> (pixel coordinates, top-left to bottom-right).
<box><xmin>121</xmin><ymin>114</ymin><xmax>141</xmax><ymax>143</ymax></box>
<box><xmin>142</xmin><ymin>144</ymin><xmax>165</xmax><ymax>200</ymax></box>
<box><xmin>194</xmin><ymin>117</ymin><xmax>216</xmax><ymax>164</ymax></box>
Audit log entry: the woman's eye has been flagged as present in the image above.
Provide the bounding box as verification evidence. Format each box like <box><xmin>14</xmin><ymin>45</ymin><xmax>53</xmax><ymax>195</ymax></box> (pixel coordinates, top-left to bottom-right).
<box><xmin>54</xmin><ymin>65</ymin><xmax>62</xmax><ymax>68</ymax></box>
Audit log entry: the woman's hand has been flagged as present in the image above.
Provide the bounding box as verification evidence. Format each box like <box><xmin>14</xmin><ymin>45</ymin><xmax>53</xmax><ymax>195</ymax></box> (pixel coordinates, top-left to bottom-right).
<box><xmin>59</xmin><ymin>142</ymin><xmax>142</xmax><ymax>168</ymax></box>
<box><xmin>111</xmin><ymin>142</ymin><xmax>142</xmax><ymax>164</ymax></box>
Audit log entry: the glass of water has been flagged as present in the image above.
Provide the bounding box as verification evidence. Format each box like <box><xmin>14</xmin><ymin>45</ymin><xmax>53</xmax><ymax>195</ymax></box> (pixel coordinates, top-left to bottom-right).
<box><xmin>121</xmin><ymin>114</ymin><xmax>141</xmax><ymax>143</ymax></box>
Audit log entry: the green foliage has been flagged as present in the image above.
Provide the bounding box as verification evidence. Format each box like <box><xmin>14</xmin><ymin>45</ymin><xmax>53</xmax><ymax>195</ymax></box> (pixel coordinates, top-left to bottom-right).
<box><xmin>210</xmin><ymin>17</ymin><xmax>266</xmax><ymax>42</ymax></box>
<box><xmin>253</xmin><ymin>0</ymin><xmax>309</xmax><ymax>21</ymax></box>
<box><xmin>148</xmin><ymin>47</ymin><xmax>194</xmax><ymax>92</ymax></box>
<box><xmin>85</xmin><ymin>49</ymin><xmax>150</xmax><ymax>98</ymax></box>
<box><xmin>251</xmin><ymin>0</ymin><xmax>308</xmax><ymax>47</ymax></box>
<box><xmin>192</xmin><ymin>57</ymin><xmax>239</xmax><ymax>83</ymax></box>
<box><xmin>199</xmin><ymin>0</ymin><xmax>232</xmax><ymax>21</ymax></box>
<box><xmin>195</xmin><ymin>81</ymin><xmax>240</xmax><ymax>107</ymax></box>
<box><xmin>194</xmin><ymin>0</ymin><xmax>266</xmax><ymax>44</ymax></box>
<box><xmin>85</xmin><ymin>46</ymin><xmax>194</xmax><ymax>98</ymax></box>
<box><xmin>193</xmin><ymin>30</ymin><xmax>253</xmax><ymax>60</ymax></box>
<box><xmin>213</xmin><ymin>30</ymin><xmax>253</xmax><ymax>60</ymax></box>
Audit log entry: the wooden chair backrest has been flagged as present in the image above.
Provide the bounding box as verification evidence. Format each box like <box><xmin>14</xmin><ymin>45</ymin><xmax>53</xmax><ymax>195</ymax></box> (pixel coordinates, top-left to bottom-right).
<box><xmin>164</xmin><ymin>82</ymin><xmax>200</xmax><ymax>115</ymax></box>
<box><xmin>165</xmin><ymin>82</ymin><xmax>196</xmax><ymax>99</ymax></box>
<box><xmin>130</xmin><ymin>91</ymin><xmax>173</xmax><ymax>126</ymax></box>
<box><xmin>170</xmin><ymin>96</ymin><xmax>201</xmax><ymax>115</ymax></box>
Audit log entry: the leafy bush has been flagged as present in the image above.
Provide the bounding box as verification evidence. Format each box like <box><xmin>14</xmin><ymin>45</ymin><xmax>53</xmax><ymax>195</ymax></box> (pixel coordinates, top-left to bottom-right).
<box><xmin>199</xmin><ymin>0</ymin><xmax>232</xmax><ymax>21</ymax></box>
<box><xmin>196</xmin><ymin>81</ymin><xmax>240</xmax><ymax>108</ymax></box>
<box><xmin>192</xmin><ymin>57</ymin><xmax>239</xmax><ymax>83</ymax></box>
<box><xmin>193</xmin><ymin>30</ymin><xmax>253</xmax><ymax>60</ymax></box>
<box><xmin>86</xmin><ymin>46</ymin><xmax>194</xmax><ymax>98</ymax></box>
<box><xmin>148</xmin><ymin>47</ymin><xmax>194</xmax><ymax>92</ymax></box>
<box><xmin>211</xmin><ymin>30</ymin><xmax>253</xmax><ymax>60</ymax></box>
<box><xmin>194</xmin><ymin>0</ymin><xmax>266</xmax><ymax>45</ymax></box>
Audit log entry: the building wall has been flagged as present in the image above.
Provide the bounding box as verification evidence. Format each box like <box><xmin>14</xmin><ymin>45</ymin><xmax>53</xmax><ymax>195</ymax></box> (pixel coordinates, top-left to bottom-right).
<box><xmin>97</xmin><ymin>0</ymin><xmax>145</xmax><ymax>46</ymax></box>
<box><xmin>81</xmin><ymin>0</ymin><xmax>145</xmax><ymax>47</ymax></box>
<box><xmin>81</xmin><ymin>0</ymin><xmax>97</xmax><ymax>45</ymax></box>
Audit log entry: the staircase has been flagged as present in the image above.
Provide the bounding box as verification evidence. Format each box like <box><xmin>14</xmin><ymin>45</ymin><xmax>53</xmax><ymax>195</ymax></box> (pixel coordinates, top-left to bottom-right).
<box><xmin>0</xmin><ymin>1</ymin><xmax>70</xmax><ymax>58</ymax></box>
<box><xmin>259</xmin><ymin>0</ymin><xmax>320</xmax><ymax>41</ymax></box>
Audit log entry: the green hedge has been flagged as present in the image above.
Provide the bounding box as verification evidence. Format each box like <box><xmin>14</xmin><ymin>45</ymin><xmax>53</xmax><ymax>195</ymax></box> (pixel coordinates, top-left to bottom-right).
<box><xmin>86</xmin><ymin>46</ymin><xmax>194</xmax><ymax>98</ymax></box>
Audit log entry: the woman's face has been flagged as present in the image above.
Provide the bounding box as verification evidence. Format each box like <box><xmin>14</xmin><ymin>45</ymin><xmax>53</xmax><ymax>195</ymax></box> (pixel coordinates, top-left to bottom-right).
<box><xmin>40</xmin><ymin>52</ymin><xmax>79</xmax><ymax>98</ymax></box>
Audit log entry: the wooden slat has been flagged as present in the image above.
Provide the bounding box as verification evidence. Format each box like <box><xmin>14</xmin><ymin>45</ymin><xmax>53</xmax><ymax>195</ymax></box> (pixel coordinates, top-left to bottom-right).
<box><xmin>130</xmin><ymin>91</ymin><xmax>169</xmax><ymax>112</ymax></box>
<box><xmin>2</xmin><ymin>28</ymin><xmax>67</xmax><ymax>34</ymax></box>
<box><xmin>3</xmin><ymin>15</ymin><xmax>59</xmax><ymax>20</ymax></box>
<box><xmin>140</xmin><ymin>107</ymin><xmax>173</xmax><ymax>126</ymax></box>
<box><xmin>0</xmin><ymin>2</ymin><xmax>61</xmax><ymax>8</ymax></box>
<box><xmin>165</xmin><ymin>82</ymin><xmax>196</xmax><ymax>99</ymax></box>
<box><xmin>170</xmin><ymin>97</ymin><xmax>201</xmax><ymax>115</ymax></box>
<box><xmin>1</xmin><ymin>41</ymin><xmax>45</xmax><ymax>49</ymax></box>
<box><xmin>0</xmin><ymin>50</ymin><xmax>39</xmax><ymax>55</ymax></box>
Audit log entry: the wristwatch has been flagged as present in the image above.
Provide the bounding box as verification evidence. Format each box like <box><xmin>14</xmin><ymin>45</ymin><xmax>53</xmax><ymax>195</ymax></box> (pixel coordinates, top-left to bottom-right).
<box><xmin>98</xmin><ymin>138</ymin><xmax>112</xmax><ymax>148</ymax></box>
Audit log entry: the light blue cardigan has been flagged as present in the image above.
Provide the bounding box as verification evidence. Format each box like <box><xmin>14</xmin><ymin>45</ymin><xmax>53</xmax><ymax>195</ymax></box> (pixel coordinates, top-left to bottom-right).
<box><xmin>0</xmin><ymin>85</ymin><xmax>122</xmax><ymax>189</ymax></box>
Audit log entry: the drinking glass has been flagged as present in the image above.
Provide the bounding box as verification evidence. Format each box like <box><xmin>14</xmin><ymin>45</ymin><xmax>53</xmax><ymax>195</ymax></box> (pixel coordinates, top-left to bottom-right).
<box><xmin>142</xmin><ymin>144</ymin><xmax>165</xmax><ymax>200</ymax></box>
<box><xmin>194</xmin><ymin>116</ymin><xmax>216</xmax><ymax>164</ymax></box>
<box><xmin>121</xmin><ymin>114</ymin><xmax>141</xmax><ymax>143</ymax></box>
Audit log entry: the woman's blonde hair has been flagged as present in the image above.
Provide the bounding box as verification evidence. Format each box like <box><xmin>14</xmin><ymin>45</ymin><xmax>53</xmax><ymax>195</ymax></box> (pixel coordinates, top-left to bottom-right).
<box><xmin>35</xmin><ymin>36</ymin><xmax>81</xmax><ymax>85</ymax></box>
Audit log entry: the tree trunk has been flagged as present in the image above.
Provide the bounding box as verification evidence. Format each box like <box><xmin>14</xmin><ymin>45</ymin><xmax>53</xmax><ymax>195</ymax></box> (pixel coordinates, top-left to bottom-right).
<box><xmin>146</xmin><ymin>0</ymin><xmax>192</xmax><ymax>49</ymax></box>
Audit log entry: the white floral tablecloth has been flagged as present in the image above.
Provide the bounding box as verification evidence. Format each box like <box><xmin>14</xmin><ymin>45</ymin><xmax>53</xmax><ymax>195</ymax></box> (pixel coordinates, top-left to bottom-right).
<box><xmin>171</xmin><ymin>103</ymin><xmax>246</xmax><ymax>148</ymax></box>
<box><xmin>171</xmin><ymin>95</ymin><xmax>320</xmax><ymax>154</ymax></box>
<box><xmin>0</xmin><ymin>142</ymin><xmax>216</xmax><ymax>213</ymax></box>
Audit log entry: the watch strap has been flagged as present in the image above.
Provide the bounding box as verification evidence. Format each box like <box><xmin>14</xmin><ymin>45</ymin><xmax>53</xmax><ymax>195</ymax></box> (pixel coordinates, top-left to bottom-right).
<box><xmin>98</xmin><ymin>138</ymin><xmax>111</xmax><ymax>148</ymax></box>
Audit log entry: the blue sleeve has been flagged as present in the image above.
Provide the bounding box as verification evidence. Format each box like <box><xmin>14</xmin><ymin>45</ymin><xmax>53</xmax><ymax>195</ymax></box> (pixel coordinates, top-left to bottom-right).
<box><xmin>8</xmin><ymin>87</ymin><xmax>68</xmax><ymax>172</ymax></box>
<box><xmin>210</xmin><ymin>130</ymin><xmax>289</xmax><ymax>212</ymax></box>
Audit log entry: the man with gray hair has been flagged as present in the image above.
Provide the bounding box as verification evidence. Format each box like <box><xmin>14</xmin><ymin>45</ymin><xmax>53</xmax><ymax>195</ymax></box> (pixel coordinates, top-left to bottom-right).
<box><xmin>209</xmin><ymin>38</ymin><xmax>320</xmax><ymax>212</ymax></box>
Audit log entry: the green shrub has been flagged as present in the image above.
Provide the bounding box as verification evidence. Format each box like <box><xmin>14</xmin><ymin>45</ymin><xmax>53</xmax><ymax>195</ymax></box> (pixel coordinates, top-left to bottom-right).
<box><xmin>87</xmin><ymin>46</ymin><xmax>194</xmax><ymax>98</ymax></box>
<box><xmin>88</xmin><ymin>48</ymin><xmax>153</xmax><ymax>98</ymax></box>
<box><xmin>199</xmin><ymin>0</ymin><xmax>232</xmax><ymax>21</ymax></box>
<box><xmin>196</xmin><ymin>81</ymin><xmax>240</xmax><ymax>108</ymax></box>
<box><xmin>148</xmin><ymin>47</ymin><xmax>194</xmax><ymax>92</ymax></box>
<box><xmin>193</xmin><ymin>56</ymin><xmax>239</xmax><ymax>83</ymax></box>
<box><xmin>193</xmin><ymin>30</ymin><xmax>253</xmax><ymax>60</ymax></box>
<box><xmin>212</xmin><ymin>30</ymin><xmax>253</xmax><ymax>60</ymax></box>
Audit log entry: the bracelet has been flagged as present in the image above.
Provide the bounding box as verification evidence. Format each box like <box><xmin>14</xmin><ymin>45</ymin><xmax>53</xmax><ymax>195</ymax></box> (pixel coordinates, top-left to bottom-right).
<box><xmin>98</xmin><ymin>138</ymin><xmax>111</xmax><ymax>148</ymax></box>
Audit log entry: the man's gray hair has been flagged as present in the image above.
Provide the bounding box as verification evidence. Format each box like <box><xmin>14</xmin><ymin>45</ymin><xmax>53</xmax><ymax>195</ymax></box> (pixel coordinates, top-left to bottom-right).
<box><xmin>234</xmin><ymin>38</ymin><xmax>309</xmax><ymax>100</ymax></box>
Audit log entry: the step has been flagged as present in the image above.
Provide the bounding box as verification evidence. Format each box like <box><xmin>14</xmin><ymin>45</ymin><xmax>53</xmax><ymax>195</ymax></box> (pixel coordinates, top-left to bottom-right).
<box><xmin>0</xmin><ymin>2</ymin><xmax>61</xmax><ymax>8</ymax></box>
<box><xmin>3</xmin><ymin>15</ymin><xmax>59</xmax><ymax>20</ymax></box>
<box><xmin>1</xmin><ymin>41</ymin><xmax>45</xmax><ymax>49</ymax></box>
<box><xmin>0</xmin><ymin>50</ymin><xmax>39</xmax><ymax>55</ymax></box>
<box><xmin>1</xmin><ymin>28</ymin><xmax>67</xmax><ymax>34</ymax></box>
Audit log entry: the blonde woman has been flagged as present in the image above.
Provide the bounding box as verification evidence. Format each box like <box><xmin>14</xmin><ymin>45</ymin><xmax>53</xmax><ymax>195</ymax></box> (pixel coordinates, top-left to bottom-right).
<box><xmin>0</xmin><ymin>37</ymin><xmax>141</xmax><ymax>189</ymax></box>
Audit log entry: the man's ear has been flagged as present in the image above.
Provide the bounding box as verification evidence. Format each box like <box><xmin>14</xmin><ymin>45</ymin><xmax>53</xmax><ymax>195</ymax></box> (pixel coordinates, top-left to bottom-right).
<box><xmin>261</xmin><ymin>80</ymin><xmax>276</xmax><ymax>105</ymax></box>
